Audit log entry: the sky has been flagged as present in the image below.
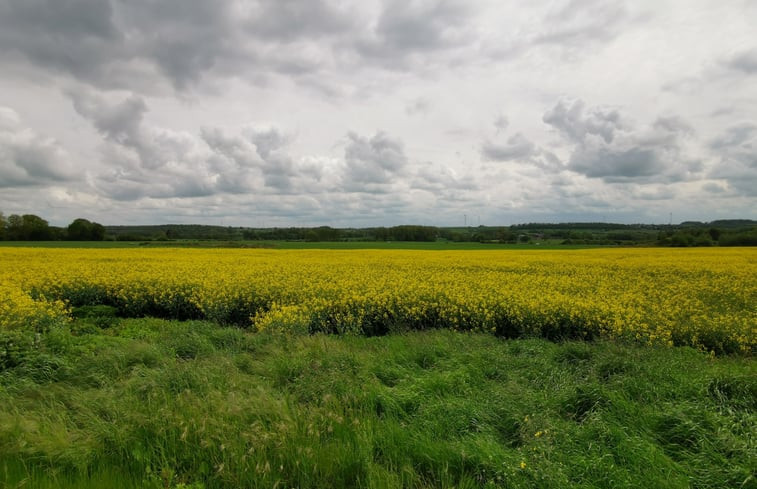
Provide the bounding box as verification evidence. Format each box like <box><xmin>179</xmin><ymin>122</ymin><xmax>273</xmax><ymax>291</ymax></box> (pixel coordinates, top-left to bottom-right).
<box><xmin>0</xmin><ymin>0</ymin><xmax>755</xmax><ymax>227</ymax></box>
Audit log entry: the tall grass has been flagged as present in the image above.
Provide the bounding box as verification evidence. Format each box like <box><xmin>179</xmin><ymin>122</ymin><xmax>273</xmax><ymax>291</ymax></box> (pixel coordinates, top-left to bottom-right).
<box><xmin>1</xmin><ymin>318</ymin><xmax>754</xmax><ymax>488</ymax></box>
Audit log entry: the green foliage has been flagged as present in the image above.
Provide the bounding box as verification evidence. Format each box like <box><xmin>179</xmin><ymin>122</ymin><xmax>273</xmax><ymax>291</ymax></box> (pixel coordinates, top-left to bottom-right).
<box><xmin>4</xmin><ymin>213</ymin><xmax>54</xmax><ymax>240</ymax></box>
<box><xmin>0</xmin><ymin>325</ymin><xmax>753</xmax><ymax>489</ymax></box>
<box><xmin>720</xmin><ymin>228</ymin><xmax>757</xmax><ymax>246</ymax></box>
<box><xmin>67</xmin><ymin>218</ymin><xmax>106</xmax><ymax>241</ymax></box>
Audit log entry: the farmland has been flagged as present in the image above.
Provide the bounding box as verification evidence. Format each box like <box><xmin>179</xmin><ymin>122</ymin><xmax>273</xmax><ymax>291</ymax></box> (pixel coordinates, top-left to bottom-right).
<box><xmin>1</xmin><ymin>247</ymin><xmax>754</xmax><ymax>353</ymax></box>
<box><xmin>0</xmin><ymin>247</ymin><xmax>755</xmax><ymax>488</ymax></box>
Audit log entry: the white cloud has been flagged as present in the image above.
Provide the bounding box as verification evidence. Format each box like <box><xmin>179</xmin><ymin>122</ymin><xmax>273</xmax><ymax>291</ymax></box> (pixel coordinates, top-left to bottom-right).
<box><xmin>0</xmin><ymin>107</ymin><xmax>78</xmax><ymax>187</ymax></box>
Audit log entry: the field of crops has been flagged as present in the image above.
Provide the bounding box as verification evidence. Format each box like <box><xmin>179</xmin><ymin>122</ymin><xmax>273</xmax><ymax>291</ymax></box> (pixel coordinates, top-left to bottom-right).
<box><xmin>1</xmin><ymin>247</ymin><xmax>754</xmax><ymax>354</ymax></box>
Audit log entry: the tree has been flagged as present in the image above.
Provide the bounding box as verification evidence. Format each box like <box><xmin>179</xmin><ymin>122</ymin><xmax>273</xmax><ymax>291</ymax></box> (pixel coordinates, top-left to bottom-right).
<box><xmin>67</xmin><ymin>218</ymin><xmax>93</xmax><ymax>240</ymax></box>
<box><xmin>90</xmin><ymin>222</ymin><xmax>106</xmax><ymax>241</ymax></box>
<box><xmin>0</xmin><ymin>212</ymin><xmax>6</xmax><ymax>240</ymax></box>
<box><xmin>22</xmin><ymin>214</ymin><xmax>53</xmax><ymax>240</ymax></box>
<box><xmin>5</xmin><ymin>214</ymin><xmax>53</xmax><ymax>240</ymax></box>
<box><xmin>6</xmin><ymin>214</ymin><xmax>22</xmax><ymax>240</ymax></box>
<box><xmin>67</xmin><ymin>218</ymin><xmax>106</xmax><ymax>241</ymax></box>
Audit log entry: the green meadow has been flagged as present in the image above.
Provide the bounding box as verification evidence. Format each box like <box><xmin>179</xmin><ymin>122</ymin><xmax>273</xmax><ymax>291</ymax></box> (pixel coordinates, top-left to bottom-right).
<box><xmin>1</xmin><ymin>315</ymin><xmax>754</xmax><ymax>488</ymax></box>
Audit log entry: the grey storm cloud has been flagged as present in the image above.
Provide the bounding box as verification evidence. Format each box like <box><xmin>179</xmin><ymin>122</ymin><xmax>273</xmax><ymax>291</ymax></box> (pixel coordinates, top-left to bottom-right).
<box><xmin>709</xmin><ymin>122</ymin><xmax>757</xmax><ymax>196</ymax></box>
<box><xmin>479</xmin><ymin>120</ymin><xmax>563</xmax><ymax>172</ymax></box>
<box><xmin>0</xmin><ymin>0</ymin><xmax>644</xmax><ymax>95</ymax></box>
<box><xmin>543</xmin><ymin>99</ymin><xmax>700</xmax><ymax>183</ymax></box>
<box><xmin>0</xmin><ymin>0</ymin><xmax>122</xmax><ymax>82</ymax></box>
<box><xmin>355</xmin><ymin>0</ymin><xmax>474</xmax><ymax>68</ymax></box>
<box><xmin>710</xmin><ymin>122</ymin><xmax>756</xmax><ymax>150</ymax></box>
<box><xmin>71</xmin><ymin>90</ymin><xmax>146</xmax><ymax>146</ymax></box>
<box><xmin>0</xmin><ymin>107</ymin><xmax>77</xmax><ymax>187</ymax></box>
<box><xmin>0</xmin><ymin>0</ymin><xmax>358</xmax><ymax>91</ymax></box>
<box><xmin>244</xmin><ymin>0</ymin><xmax>355</xmax><ymax>41</ymax></box>
<box><xmin>481</xmin><ymin>133</ymin><xmax>537</xmax><ymax>162</ymax></box>
<box><xmin>0</xmin><ymin>0</ymin><xmax>481</xmax><ymax>93</ymax></box>
<box><xmin>569</xmin><ymin>147</ymin><xmax>661</xmax><ymax>180</ymax></box>
<box><xmin>343</xmin><ymin>131</ymin><xmax>408</xmax><ymax>189</ymax></box>
<box><xmin>1</xmin><ymin>1</ymin><xmax>755</xmax><ymax>226</ymax></box>
<box><xmin>542</xmin><ymin>99</ymin><xmax>625</xmax><ymax>144</ymax></box>
<box><xmin>723</xmin><ymin>48</ymin><xmax>757</xmax><ymax>75</ymax></box>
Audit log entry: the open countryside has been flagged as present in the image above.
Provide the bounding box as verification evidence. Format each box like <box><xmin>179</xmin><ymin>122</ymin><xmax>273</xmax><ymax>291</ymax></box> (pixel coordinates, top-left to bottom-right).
<box><xmin>1</xmin><ymin>246</ymin><xmax>755</xmax><ymax>488</ymax></box>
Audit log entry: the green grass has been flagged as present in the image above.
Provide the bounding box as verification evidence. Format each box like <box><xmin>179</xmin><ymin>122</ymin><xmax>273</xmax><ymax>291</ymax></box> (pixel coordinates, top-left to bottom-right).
<box><xmin>0</xmin><ymin>240</ymin><xmax>143</xmax><ymax>248</ymax></box>
<box><xmin>1</xmin><ymin>319</ymin><xmax>754</xmax><ymax>488</ymax></box>
<box><xmin>0</xmin><ymin>240</ymin><xmax>602</xmax><ymax>250</ymax></box>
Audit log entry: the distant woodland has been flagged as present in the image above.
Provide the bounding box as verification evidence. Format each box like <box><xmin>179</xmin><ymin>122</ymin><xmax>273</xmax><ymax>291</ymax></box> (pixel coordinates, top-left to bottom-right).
<box><xmin>1</xmin><ymin>212</ymin><xmax>755</xmax><ymax>246</ymax></box>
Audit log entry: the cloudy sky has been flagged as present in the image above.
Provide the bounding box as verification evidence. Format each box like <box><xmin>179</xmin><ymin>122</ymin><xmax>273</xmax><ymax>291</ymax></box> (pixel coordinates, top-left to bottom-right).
<box><xmin>0</xmin><ymin>0</ymin><xmax>755</xmax><ymax>227</ymax></box>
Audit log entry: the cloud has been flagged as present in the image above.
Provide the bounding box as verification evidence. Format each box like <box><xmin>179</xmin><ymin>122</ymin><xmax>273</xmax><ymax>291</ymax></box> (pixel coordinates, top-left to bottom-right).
<box><xmin>356</xmin><ymin>0</ymin><xmax>474</xmax><ymax>69</ymax></box>
<box><xmin>342</xmin><ymin>131</ymin><xmax>408</xmax><ymax>190</ymax></box>
<box><xmin>542</xmin><ymin>99</ymin><xmax>625</xmax><ymax>144</ymax></box>
<box><xmin>0</xmin><ymin>106</ymin><xmax>77</xmax><ymax>187</ymax></box>
<box><xmin>708</xmin><ymin>122</ymin><xmax>757</xmax><ymax>196</ymax></box>
<box><xmin>485</xmin><ymin>0</ymin><xmax>636</xmax><ymax>62</ymax></box>
<box><xmin>0</xmin><ymin>0</ymin><xmax>357</xmax><ymax>91</ymax></box>
<box><xmin>709</xmin><ymin>121</ymin><xmax>756</xmax><ymax>150</ymax></box>
<box><xmin>0</xmin><ymin>0</ymin><xmax>645</xmax><ymax>98</ymax></box>
<box><xmin>69</xmin><ymin>90</ymin><xmax>237</xmax><ymax>199</ymax></box>
<box><xmin>70</xmin><ymin>88</ymin><xmax>192</xmax><ymax>172</ymax></box>
<box><xmin>247</xmin><ymin>126</ymin><xmax>300</xmax><ymax>191</ymax></box>
<box><xmin>543</xmin><ymin>98</ymin><xmax>700</xmax><ymax>183</ymax></box>
<box><xmin>569</xmin><ymin>147</ymin><xmax>661</xmax><ymax>179</ymax></box>
<box><xmin>493</xmin><ymin>115</ymin><xmax>509</xmax><ymax>133</ymax></box>
<box><xmin>535</xmin><ymin>0</ymin><xmax>630</xmax><ymax>49</ymax></box>
<box><xmin>70</xmin><ymin>90</ymin><xmax>146</xmax><ymax>146</ymax></box>
<box><xmin>722</xmin><ymin>48</ymin><xmax>757</xmax><ymax>75</ymax></box>
<box><xmin>244</xmin><ymin>0</ymin><xmax>355</xmax><ymax>42</ymax></box>
<box><xmin>479</xmin><ymin>122</ymin><xmax>562</xmax><ymax>172</ymax></box>
<box><xmin>203</xmin><ymin>125</ymin><xmax>335</xmax><ymax>194</ymax></box>
<box><xmin>406</xmin><ymin>97</ymin><xmax>431</xmax><ymax>116</ymax></box>
<box><xmin>0</xmin><ymin>0</ymin><xmax>122</xmax><ymax>83</ymax></box>
<box><xmin>481</xmin><ymin>133</ymin><xmax>537</xmax><ymax>162</ymax></box>
<box><xmin>411</xmin><ymin>162</ymin><xmax>478</xmax><ymax>192</ymax></box>
<box><xmin>653</xmin><ymin>116</ymin><xmax>695</xmax><ymax>137</ymax></box>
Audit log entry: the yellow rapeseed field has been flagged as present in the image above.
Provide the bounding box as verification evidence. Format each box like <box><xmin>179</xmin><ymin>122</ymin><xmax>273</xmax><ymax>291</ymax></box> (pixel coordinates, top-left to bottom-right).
<box><xmin>1</xmin><ymin>247</ymin><xmax>754</xmax><ymax>353</ymax></box>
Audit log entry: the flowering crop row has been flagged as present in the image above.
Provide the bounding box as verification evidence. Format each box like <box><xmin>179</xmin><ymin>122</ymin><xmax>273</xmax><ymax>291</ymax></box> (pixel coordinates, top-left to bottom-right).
<box><xmin>0</xmin><ymin>247</ymin><xmax>754</xmax><ymax>354</ymax></box>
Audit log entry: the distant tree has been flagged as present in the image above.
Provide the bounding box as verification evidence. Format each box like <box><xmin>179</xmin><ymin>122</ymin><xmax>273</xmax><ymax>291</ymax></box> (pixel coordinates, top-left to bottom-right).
<box><xmin>496</xmin><ymin>228</ymin><xmax>515</xmax><ymax>243</ymax></box>
<box><xmin>66</xmin><ymin>218</ymin><xmax>106</xmax><ymax>241</ymax></box>
<box><xmin>6</xmin><ymin>214</ymin><xmax>53</xmax><ymax>240</ymax></box>
<box><xmin>671</xmin><ymin>232</ymin><xmax>694</xmax><ymax>247</ymax></box>
<box><xmin>719</xmin><ymin>229</ymin><xmax>757</xmax><ymax>246</ymax></box>
<box><xmin>90</xmin><ymin>222</ymin><xmax>106</xmax><ymax>240</ymax></box>
<box><xmin>6</xmin><ymin>214</ymin><xmax>23</xmax><ymax>240</ymax></box>
<box><xmin>67</xmin><ymin>218</ymin><xmax>92</xmax><ymax>240</ymax></box>
<box><xmin>708</xmin><ymin>228</ymin><xmax>721</xmax><ymax>242</ymax></box>
<box><xmin>24</xmin><ymin>215</ymin><xmax>54</xmax><ymax>240</ymax></box>
<box><xmin>0</xmin><ymin>212</ymin><xmax>6</xmax><ymax>240</ymax></box>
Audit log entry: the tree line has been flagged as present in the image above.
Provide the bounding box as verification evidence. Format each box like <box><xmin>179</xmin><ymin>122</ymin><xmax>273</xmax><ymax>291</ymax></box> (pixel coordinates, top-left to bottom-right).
<box><xmin>2</xmin><ymin>211</ymin><xmax>755</xmax><ymax>245</ymax></box>
<box><xmin>0</xmin><ymin>213</ymin><xmax>105</xmax><ymax>241</ymax></box>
